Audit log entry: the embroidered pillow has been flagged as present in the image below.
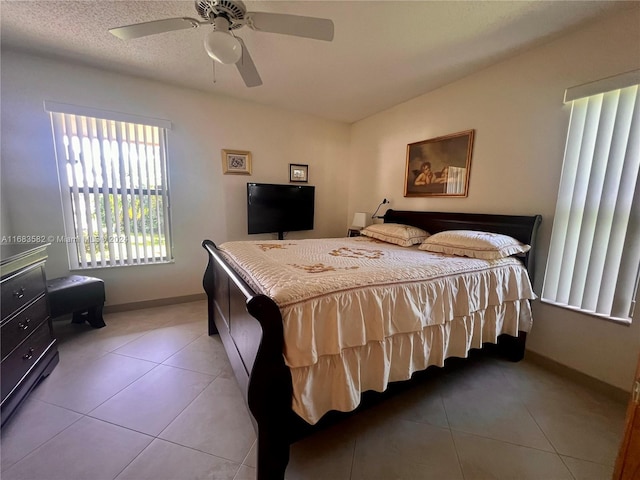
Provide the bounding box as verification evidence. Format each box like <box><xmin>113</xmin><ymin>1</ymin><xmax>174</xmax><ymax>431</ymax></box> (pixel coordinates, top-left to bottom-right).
<box><xmin>360</xmin><ymin>223</ymin><xmax>429</xmax><ymax>247</ymax></box>
<box><xmin>418</xmin><ymin>230</ymin><xmax>530</xmax><ymax>259</ymax></box>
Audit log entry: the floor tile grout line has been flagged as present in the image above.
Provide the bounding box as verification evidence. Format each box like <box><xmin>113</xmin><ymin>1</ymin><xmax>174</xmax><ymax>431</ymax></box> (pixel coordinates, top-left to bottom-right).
<box><xmin>158</xmin><ymin>360</ymin><xmax>226</xmax><ymax>378</ymax></box>
<box><xmin>493</xmin><ymin>360</ymin><xmax>569</xmax><ymax>457</ymax></box>
<box><xmin>82</xmin><ymin>360</ymin><xmax>164</xmax><ymax>416</ymax></box>
<box><xmin>559</xmin><ymin>453</ymin><xmax>617</xmax><ymax>467</ymax></box>
<box><xmin>83</xmin><ymin>316</ymin><xmax>201</xmax><ymax>356</ymax></box>
<box><xmin>75</xmin><ymin>413</ymin><xmax>157</xmax><ymax>439</ymax></box>
<box><xmin>99</xmin><ymin>367</ymin><xmax>249</xmax><ymax>475</ymax></box>
<box><xmin>3</xmin><ymin>414</ymin><xmax>106</xmax><ymax>476</ymax></box>
<box><xmin>76</xmin><ymin>412</ymin><xmax>249</xmax><ymax>471</ymax></box>
<box><xmin>74</xmin><ymin>410</ymin><xmax>247</xmax><ymax>467</ymax></box>
<box><xmin>558</xmin><ymin>454</ymin><xmax>579</xmax><ymax>480</ymax></box>
<box><xmin>446</xmin><ymin>426</ymin><xmax>560</xmax><ymax>455</ymax></box>
<box><xmin>392</xmin><ymin>380</ymin><xmax>589</xmax><ymax>477</ymax></box>
<box><xmin>107</xmin><ymin>336</ymin><xmax>203</xmax><ymax>364</ymax></box>
<box><xmin>348</xmin><ymin>431</ymin><xmax>357</xmax><ymax>479</ymax></box>
<box><xmin>154</xmin><ymin>374</ymin><xmax>229</xmax><ymax>444</ymax></box>
<box><xmin>84</xmin><ymin>370</ymin><xmax>218</xmax><ymax>443</ymax></box>
<box><xmin>417</xmin><ymin>383</ymin><xmax>465</xmax><ymax>479</ymax></box>
<box><xmin>437</xmin><ymin>388</ymin><xmax>469</xmax><ymax>480</ymax></box>
<box><xmin>68</xmin><ymin>340</ymin><xmax>220</xmax><ymax>418</ymax></box>
<box><xmin>239</xmin><ymin>439</ymin><xmax>257</xmax><ymax>467</ymax></box>
<box><xmin>29</xmin><ymin>328</ymin><xmax>219</xmax><ymax>459</ymax></box>
<box><xmin>0</xmin><ymin>407</ymin><xmax>85</xmax><ymax>473</ymax></box>
<box><xmin>23</xmin><ymin>394</ymin><xmax>90</xmax><ymax>417</ymax></box>
<box><xmin>30</xmin><ymin>355</ymin><xmax>161</xmax><ymax>420</ymax></box>
<box><xmin>33</xmin><ymin>348</ymin><xmax>157</xmax><ymax>393</ymax></box>
<box><xmin>52</xmin><ymin>326</ymin><xmax>212</xmax><ymax>402</ymax></box>
<box><xmin>110</xmin><ymin>433</ymin><xmax>155</xmax><ymax>480</ymax></box>
<box><xmin>150</xmin><ymin>435</ymin><xmax>249</xmax><ymax>467</ymax></box>
<box><xmin>515</xmin><ymin>383</ymin><xmax>565</xmax><ymax>457</ymax></box>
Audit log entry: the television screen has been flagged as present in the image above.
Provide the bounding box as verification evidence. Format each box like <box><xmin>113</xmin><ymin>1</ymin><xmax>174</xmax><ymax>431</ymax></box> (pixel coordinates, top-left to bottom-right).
<box><xmin>247</xmin><ymin>183</ymin><xmax>315</xmax><ymax>239</ymax></box>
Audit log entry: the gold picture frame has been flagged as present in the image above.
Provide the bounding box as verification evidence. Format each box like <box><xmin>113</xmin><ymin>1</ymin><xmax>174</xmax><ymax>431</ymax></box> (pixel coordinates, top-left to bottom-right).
<box><xmin>404</xmin><ymin>130</ymin><xmax>475</xmax><ymax>197</ymax></box>
<box><xmin>222</xmin><ymin>149</ymin><xmax>252</xmax><ymax>175</ymax></box>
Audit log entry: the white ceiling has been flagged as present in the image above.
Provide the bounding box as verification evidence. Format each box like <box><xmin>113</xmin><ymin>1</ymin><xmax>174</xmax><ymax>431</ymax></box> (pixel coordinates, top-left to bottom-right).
<box><xmin>0</xmin><ymin>1</ymin><xmax>631</xmax><ymax>123</ymax></box>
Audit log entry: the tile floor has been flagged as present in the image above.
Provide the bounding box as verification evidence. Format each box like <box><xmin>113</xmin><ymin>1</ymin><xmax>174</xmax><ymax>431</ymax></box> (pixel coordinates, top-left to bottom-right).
<box><xmin>0</xmin><ymin>300</ymin><xmax>628</xmax><ymax>480</ymax></box>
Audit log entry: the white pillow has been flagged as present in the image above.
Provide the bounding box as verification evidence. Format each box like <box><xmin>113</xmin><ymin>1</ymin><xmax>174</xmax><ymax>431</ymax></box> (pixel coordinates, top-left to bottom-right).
<box><xmin>418</xmin><ymin>230</ymin><xmax>530</xmax><ymax>259</ymax></box>
<box><xmin>360</xmin><ymin>223</ymin><xmax>429</xmax><ymax>247</ymax></box>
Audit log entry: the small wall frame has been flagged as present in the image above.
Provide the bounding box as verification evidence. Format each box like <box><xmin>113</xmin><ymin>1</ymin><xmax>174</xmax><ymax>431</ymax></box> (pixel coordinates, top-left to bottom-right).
<box><xmin>289</xmin><ymin>164</ymin><xmax>308</xmax><ymax>183</ymax></box>
<box><xmin>222</xmin><ymin>149</ymin><xmax>252</xmax><ymax>175</ymax></box>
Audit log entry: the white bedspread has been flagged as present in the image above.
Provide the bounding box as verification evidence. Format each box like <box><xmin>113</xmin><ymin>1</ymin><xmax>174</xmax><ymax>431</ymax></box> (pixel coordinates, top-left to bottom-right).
<box><xmin>219</xmin><ymin>237</ymin><xmax>536</xmax><ymax>423</ymax></box>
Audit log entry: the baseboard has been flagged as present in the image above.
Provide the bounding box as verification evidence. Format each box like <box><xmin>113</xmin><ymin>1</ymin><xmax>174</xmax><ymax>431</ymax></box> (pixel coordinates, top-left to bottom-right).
<box><xmin>103</xmin><ymin>293</ymin><xmax>206</xmax><ymax>314</ymax></box>
<box><xmin>525</xmin><ymin>350</ymin><xmax>630</xmax><ymax>403</ymax></box>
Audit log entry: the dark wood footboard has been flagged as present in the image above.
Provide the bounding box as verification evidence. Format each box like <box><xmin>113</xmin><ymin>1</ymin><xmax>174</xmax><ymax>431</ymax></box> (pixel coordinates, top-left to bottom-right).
<box><xmin>203</xmin><ymin>240</ymin><xmax>295</xmax><ymax>479</ymax></box>
<box><xmin>202</xmin><ymin>211</ymin><xmax>541</xmax><ymax>479</ymax></box>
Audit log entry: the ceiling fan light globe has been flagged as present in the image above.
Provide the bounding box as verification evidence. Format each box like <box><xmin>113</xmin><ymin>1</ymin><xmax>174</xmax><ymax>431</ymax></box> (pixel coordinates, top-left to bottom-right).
<box><xmin>204</xmin><ymin>31</ymin><xmax>242</xmax><ymax>64</ymax></box>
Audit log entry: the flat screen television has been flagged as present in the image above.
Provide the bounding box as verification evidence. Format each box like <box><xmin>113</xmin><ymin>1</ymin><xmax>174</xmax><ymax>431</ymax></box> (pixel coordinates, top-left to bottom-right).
<box><xmin>247</xmin><ymin>183</ymin><xmax>315</xmax><ymax>239</ymax></box>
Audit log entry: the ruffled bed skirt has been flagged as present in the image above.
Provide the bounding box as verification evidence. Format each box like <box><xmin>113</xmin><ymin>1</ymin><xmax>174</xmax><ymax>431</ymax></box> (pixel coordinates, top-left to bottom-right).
<box><xmin>290</xmin><ymin>298</ymin><xmax>531</xmax><ymax>424</ymax></box>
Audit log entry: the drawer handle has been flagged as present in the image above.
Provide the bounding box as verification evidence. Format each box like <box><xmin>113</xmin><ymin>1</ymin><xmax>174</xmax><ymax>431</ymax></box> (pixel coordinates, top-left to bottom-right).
<box><xmin>22</xmin><ymin>348</ymin><xmax>35</xmax><ymax>360</ymax></box>
<box><xmin>18</xmin><ymin>319</ymin><xmax>31</xmax><ymax>330</ymax></box>
<box><xmin>13</xmin><ymin>287</ymin><xmax>25</xmax><ymax>299</ymax></box>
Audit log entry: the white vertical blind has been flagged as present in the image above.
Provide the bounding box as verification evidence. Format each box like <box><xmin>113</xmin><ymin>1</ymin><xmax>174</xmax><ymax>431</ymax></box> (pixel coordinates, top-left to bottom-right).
<box><xmin>48</xmin><ymin>108</ymin><xmax>173</xmax><ymax>269</ymax></box>
<box><xmin>542</xmin><ymin>84</ymin><xmax>640</xmax><ymax>321</ymax></box>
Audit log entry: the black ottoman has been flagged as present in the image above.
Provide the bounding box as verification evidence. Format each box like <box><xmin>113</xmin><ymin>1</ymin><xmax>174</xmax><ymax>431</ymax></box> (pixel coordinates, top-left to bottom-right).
<box><xmin>47</xmin><ymin>275</ymin><xmax>106</xmax><ymax>328</ymax></box>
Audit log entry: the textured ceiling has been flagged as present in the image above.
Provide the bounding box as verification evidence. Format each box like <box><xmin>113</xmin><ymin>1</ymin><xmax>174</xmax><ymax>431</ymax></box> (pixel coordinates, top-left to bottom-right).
<box><xmin>0</xmin><ymin>1</ymin><xmax>632</xmax><ymax>123</ymax></box>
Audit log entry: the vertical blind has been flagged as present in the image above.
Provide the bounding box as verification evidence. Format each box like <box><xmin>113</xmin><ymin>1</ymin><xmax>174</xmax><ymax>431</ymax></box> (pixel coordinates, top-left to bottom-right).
<box><xmin>542</xmin><ymin>82</ymin><xmax>640</xmax><ymax>321</ymax></box>
<box><xmin>46</xmin><ymin>104</ymin><xmax>173</xmax><ymax>269</ymax></box>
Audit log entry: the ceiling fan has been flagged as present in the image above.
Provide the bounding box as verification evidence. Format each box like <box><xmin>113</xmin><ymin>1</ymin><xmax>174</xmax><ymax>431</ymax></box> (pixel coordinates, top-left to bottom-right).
<box><xmin>109</xmin><ymin>0</ymin><xmax>334</xmax><ymax>88</ymax></box>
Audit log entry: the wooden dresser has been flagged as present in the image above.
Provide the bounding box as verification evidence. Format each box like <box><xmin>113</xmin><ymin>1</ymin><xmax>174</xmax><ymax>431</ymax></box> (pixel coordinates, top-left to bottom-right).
<box><xmin>1</xmin><ymin>244</ymin><xmax>59</xmax><ymax>425</ymax></box>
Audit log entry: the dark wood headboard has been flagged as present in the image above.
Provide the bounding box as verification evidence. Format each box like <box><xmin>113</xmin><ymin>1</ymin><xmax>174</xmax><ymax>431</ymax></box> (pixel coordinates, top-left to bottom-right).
<box><xmin>383</xmin><ymin>210</ymin><xmax>542</xmax><ymax>281</ymax></box>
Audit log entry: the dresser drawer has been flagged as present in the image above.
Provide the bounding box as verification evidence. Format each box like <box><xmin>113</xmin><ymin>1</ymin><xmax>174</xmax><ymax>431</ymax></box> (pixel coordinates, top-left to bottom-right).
<box><xmin>1</xmin><ymin>322</ymin><xmax>54</xmax><ymax>402</ymax></box>
<box><xmin>1</xmin><ymin>295</ymin><xmax>48</xmax><ymax>362</ymax></box>
<box><xmin>1</xmin><ymin>265</ymin><xmax>46</xmax><ymax>322</ymax></box>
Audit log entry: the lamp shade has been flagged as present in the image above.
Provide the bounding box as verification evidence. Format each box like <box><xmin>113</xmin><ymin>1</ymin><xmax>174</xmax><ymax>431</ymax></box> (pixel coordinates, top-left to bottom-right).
<box><xmin>204</xmin><ymin>30</ymin><xmax>242</xmax><ymax>64</ymax></box>
<box><xmin>351</xmin><ymin>212</ymin><xmax>369</xmax><ymax>229</ymax></box>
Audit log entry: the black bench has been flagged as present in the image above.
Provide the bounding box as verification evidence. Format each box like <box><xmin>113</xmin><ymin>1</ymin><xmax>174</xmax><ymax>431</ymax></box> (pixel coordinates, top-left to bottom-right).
<box><xmin>47</xmin><ymin>275</ymin><xmax>106</xmax><ymax>328</ymax></box>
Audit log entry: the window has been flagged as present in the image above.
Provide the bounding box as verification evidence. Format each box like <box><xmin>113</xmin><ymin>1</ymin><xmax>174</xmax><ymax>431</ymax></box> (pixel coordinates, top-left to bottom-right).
<box><xmin>542</xmin><ymin>71</ymin><xmax>640</xmax><ymax>322</ymax></box>
<box><xmin>45</xmin><ymin>102</ymin><xmax>173</xmax><ymax>269</ymax></box>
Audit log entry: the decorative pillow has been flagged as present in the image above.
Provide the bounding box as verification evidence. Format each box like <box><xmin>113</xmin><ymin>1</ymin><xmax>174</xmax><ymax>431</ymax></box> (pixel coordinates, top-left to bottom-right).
<box><xmin>360</xmin><ymin>223</ymin><xmax>429</xmax><ymax>247</ymax></box>
<box><xmin>418</xmin><ymin>230</ymin><xmax>530</xmax><ymax>259</ymax></box>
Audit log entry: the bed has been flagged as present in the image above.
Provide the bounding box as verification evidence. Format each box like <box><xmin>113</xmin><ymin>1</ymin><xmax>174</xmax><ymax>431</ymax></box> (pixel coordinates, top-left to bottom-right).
<box><xmin>202</xmin><ymin>209</ymin><xmax>542</xmax><ymax>480</ymax></box>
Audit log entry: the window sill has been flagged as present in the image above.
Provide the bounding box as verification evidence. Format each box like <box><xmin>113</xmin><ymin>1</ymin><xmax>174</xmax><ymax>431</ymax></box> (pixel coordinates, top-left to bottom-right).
<box><xmin>70</xmin><ymin>259</ymin><xmax>175</xmax><ymax>271</ymax></box>
<box><xmin>539</xmin><ymin>299</ymin><xmax>632</xmax><ymax>326</ymax></box>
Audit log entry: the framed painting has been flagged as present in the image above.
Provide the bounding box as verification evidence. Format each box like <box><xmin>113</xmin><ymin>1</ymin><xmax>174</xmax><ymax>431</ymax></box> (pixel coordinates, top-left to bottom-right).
<box><xmin>222</xmin><ymin>149</ymin><xmax>252</xmax><ymax>175</ymax></box>
<box><xmin>289</xmin><ymin>164</ymin><xmax>308</xmax><ymax>183</ymax></box>
<box><xmin>404</xmin><ymin>130</ymin><xmax>475</xmax><ymax>197</ymax></box>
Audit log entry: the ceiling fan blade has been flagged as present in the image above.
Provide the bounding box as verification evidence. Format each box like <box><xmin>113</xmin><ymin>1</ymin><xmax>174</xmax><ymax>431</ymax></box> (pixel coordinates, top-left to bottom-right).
<box><xmin>235</xmin><ymin>38</ymin><xmax>262</xmax><ymax>88</ymax></box>
<box><xmin>109</xmin><ymin>18</ymin><xmax>201</xmax><ymax>40</ymax></box>
<box><xmin>246</xmin><ymin>12</ymin><xmax>334</xmax><ymax>41</ymax></box>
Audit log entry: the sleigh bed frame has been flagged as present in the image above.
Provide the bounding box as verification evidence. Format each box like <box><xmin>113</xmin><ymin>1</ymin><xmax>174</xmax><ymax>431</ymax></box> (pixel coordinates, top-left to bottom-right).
<box><xmin>202</xmin><ymin>209</ymin><xmax>542</xmax><ymax>480</ymax></box>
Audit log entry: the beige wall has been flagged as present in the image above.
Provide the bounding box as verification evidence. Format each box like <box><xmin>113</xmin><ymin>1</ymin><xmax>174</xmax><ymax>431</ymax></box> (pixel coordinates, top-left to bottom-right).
<box><xmin>347</xmin><ymin>6</ymin><xmax>640</xmax><ymax>391</ymax></box>
<box><xmin>0</xmin><ymin>51</ymin><xmax>350</xmax><ymax>306</ymax></box>
<box><xmin>0</xmin><ymin>184</ymin><xmax>11</xmax><ymax>238</ymax></box>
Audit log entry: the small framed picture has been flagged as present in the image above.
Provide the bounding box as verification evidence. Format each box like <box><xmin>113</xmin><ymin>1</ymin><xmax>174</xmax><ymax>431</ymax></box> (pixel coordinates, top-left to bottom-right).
<box><xmin>222</xmin><ymin>149</ymin><xmax>252</xmax><ymax>175</ymax></box>
<box><xmin>289</xmin><ymin>164</ymin><xmax>308</xmax><ymax>183</ymax></box>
